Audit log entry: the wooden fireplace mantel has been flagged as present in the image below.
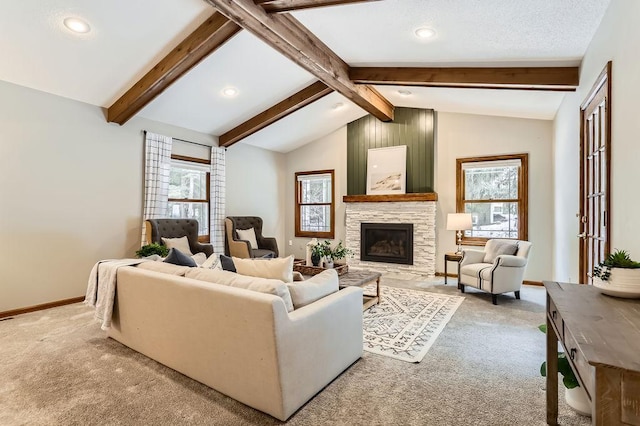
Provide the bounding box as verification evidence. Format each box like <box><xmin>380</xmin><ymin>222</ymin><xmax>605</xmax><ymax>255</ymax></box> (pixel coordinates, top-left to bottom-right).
<box><xmin>342</xmin><ymin>193</ymin><xmax>438</xmax><ymax>203</ymax></box>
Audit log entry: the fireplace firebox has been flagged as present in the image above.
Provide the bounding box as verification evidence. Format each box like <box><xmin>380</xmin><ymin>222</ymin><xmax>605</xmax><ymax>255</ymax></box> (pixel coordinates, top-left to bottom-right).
<box><xmin>360</xmin><ymin>223</ymin><xmax>413</xmax><ymax>265</ymax></box>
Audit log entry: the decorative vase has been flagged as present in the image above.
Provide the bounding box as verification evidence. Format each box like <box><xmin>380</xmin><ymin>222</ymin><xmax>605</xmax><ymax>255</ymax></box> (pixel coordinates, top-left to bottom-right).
<box><xmin>311</xmin><ymin>253</ymin><xmax>321</xmax><ymax>267</ymax></box>
<box><xmin>565</xmin><ymin>386</ymin><xmax>591</xmax><ymax>417</ymax></box>
<box><xmin>593</xmin><ymin>268</ymin><xmax>640</xmax><ymax>298</ymax></box>
<box><xmin>324</xmin><ymin>258</ymin><xmax>334</xmax><ymax>269</ymax></box>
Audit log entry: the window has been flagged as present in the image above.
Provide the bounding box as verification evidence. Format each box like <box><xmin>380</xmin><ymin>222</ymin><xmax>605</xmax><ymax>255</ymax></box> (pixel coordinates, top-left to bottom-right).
<box><xmin>456</xmin><ymin>153</ymin><xmax>528</xmax><ymax>245</ymax></box>
<box><xmin>295</xmin><ymin>170</ymin><xmax>335</xmax><ymax>238</ymax></box>
<box><xmin>168</xmin><ymin>155</ymin><xmax>210</xmax><ymax>242</ymax></box>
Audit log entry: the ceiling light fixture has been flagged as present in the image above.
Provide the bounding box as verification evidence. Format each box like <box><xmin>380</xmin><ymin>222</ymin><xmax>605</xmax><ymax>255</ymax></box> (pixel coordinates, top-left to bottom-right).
<box><xmin>398</xmin><ymin>89</ymin><xmax>412</xmax><ymax>96</ymax></box>
<box><xmin>221</xmin><ymin>87</ymin><xmax>238</xmax><ymax>98</ymax></box>
<box><xmin>414</xmin><ymin>27</ymin><xmax>436</xmax><ymax>39</ymax></box>
<box><xmin>63</xmin><ymin>17</ymin><xmax>91</xmax><ymax>34</ymax></box>
<box><xmin>332</xmin><ymin>102</ymin><xmax>345</xmax><ymax>110</ymax></box>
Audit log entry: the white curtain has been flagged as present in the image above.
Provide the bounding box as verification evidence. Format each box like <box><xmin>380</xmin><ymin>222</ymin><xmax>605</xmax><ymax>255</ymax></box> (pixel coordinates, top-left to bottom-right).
<box><xmin>141</xmin><ymin>132</ymin><xmax>172</xmax><ymax>246</ymax></box>
<box><xmin>210</xmin><ymin>147</ymin><xmax>226</xmax><ymax>254</ymax></box>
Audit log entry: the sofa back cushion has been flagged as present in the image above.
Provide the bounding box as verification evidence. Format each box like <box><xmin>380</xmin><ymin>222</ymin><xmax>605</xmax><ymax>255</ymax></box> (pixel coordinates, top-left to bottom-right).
<box><xmin>232</xmin><ymin>255</ymin><xmax>294</xmax><ymax>283</ymax></box>
<box><xmin>185</xmin><ymin>268</ymin><xmax>294</xmax><ymax>312</ymax></box>
<box><xmin>287</xmin><ymin>269</ymin><xmax>339</xmax><ymax>309</ymax></box>
<box><xmin>136</xmin><ymin>261</ymin><xmax>192</xmax><ymax>276</ymax></box>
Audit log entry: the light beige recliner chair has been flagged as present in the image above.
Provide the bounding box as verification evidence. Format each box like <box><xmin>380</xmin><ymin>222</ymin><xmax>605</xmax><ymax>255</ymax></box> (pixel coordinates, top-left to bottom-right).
<box><xmin>458</xmin><ymin>239</ymin><xmax>532</xmax><ymax>305</ymax></box>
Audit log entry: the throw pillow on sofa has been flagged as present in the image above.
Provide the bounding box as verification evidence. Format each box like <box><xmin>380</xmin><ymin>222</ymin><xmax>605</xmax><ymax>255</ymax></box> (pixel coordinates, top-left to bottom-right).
<box><xmin>236</xmin><ymin>228</ymin><xmax>258</xmax><ymax>249</ymax></box>
<box><xmin>220</xmin><ymin>254</ymin><xmax>237</xmax><ymax>272</ymax></box>
<box><xmin>161</xmin><ymin>236</ymin><xmax>193</xmax><ymax>256</ymax></box>
<box><xmin>191</xmin><ymin>252</ymin><xmax>207</xmax><ymax>266</ymax></box>
<box><xmin>185</xmin><ymin>268</ymin><xmax>294</xmax><ymax>312</ymax></box>
<box><xmin>200</xmin><ymin>253</ymin><xmax>220</xmax><ymax>269</ymax></box>
<box><xmin>287</xmin><ymin>269</ymin><xmax>339</xmax><ymax>309</ymax></box>
<box><xmin>233</xmin><ymin>255</ymin><xmax>294</xmax><ymax>283</ymax></box>
<box><xmin>164</xmin><ymin>248</ymin><xmax>197</xmax><ymax>267</ymax></box>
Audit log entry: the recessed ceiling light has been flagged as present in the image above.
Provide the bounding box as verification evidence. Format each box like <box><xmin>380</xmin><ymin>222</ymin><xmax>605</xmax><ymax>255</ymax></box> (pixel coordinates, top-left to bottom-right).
<box><xmin>332</xmin><ymin>102</ymin><xmax>345</xmax><ymax>110</ymax></box>
<box><xmin>414</xmin><ymin>27</ymin><xmax>436</xmax><ymax>39</ymax></box>
<box><xmin>63</xmin><ymin>17</ymin><xmax>91</xmax><ymax>34</ymax></box>
<box><xmin>398</xmin><ymin>89</ymin><xmax>412</xmax><ymax>96</ymax></box>
<box><xmin>221</xmin><ymin>87</ymin><xmax>238</xmax><ymax>98</ymax></box>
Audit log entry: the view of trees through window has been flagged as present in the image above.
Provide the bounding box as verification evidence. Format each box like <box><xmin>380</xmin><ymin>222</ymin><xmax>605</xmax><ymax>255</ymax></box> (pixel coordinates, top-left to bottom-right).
<box><xmin>167</xmin><ymin>159</ymin><xmax>209</xmax><ymax>238</ymax></box>
<box><xmin>457</xmin><ymin>154</ymin><xmax>528</xmax><ymax>243</ymax></box>
<box><xmin>295</xmin><ymin>170</ymin><xmax>334</xmax><ymax>238</ymax></box>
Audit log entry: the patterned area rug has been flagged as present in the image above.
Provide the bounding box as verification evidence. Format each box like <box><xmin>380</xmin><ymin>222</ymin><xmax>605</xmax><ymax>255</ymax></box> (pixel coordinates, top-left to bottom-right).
<box><xmin>362</xmin><ymin>285</ymin><xmax>464</xmax><ymax>363</ymax></box>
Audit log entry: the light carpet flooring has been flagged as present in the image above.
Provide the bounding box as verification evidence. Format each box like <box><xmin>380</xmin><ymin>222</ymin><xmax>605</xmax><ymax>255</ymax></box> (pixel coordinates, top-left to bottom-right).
<box><xmin>0</xmin><ymin>278</ymin><xmax>590</xmax><ymax>425</ymax></box>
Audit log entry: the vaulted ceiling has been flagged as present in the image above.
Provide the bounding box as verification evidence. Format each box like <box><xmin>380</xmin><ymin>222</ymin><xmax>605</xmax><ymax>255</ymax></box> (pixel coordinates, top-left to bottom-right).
<box><xmin>0</xmin><ymin>0</ymin><xmax>611</xmax><ymax>152</ymax></box>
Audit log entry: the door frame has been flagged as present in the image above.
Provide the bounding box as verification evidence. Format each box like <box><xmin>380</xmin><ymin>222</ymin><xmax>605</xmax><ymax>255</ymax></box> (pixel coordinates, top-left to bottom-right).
<box><xmin>579</xmin><ymin>61</ymin><xmax>612</xmax><ymax>284</ymax></box>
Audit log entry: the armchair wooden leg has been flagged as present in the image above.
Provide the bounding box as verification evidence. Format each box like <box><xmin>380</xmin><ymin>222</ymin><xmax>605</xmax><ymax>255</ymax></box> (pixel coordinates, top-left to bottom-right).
<box><xmin>515</xmin><ymin>291</ymin><xmax>521</xmax><ymax>300</ymax></box>
<box><xmin>492</xmin><ymin>294</ymin><xmax>498</xmax><ymax>305</ymax></box>
<box><xmin>459</xmin><ymin>285</ymin><xmax>465</xmax><ymax>293</ymax></box>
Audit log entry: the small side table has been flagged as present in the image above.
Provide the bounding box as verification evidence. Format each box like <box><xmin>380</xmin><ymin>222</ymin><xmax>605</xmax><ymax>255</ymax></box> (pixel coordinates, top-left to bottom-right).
<box><xmin>444</xmin><ymin>252</ymin><xmax>462</xmax><ymax>285</ymax></box>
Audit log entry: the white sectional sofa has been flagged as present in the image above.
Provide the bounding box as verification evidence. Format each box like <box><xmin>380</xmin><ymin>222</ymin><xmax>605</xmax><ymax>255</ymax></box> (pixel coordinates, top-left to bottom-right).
<box><xmin>106</xmin><ymin>265</ymin><xmax>364</xmax><ymax>421</ymax></box>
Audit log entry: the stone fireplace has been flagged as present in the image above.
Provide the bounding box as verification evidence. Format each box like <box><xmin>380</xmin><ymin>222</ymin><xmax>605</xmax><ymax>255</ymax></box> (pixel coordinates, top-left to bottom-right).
<box><xmin>360</xmin><ymin>223</ymin><xmax>414</xmax><ymax>265</ymax></box>
<box><xmin>344</xmin><ymin>194</ymin><xmax>437</xmax><ymax>279</ymax></box>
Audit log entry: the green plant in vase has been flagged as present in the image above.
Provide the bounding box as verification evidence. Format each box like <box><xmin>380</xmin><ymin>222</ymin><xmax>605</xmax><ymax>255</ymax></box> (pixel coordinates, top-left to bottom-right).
<box><xmin>331</xmin><ymin>241</ymin><xmax>353</xmax><ymax>265</ymax></box>
<box><xmin>593</xmin><ymin>249</ymin><xmax>640</xmax><ymax>281</ymax></box>
<box><xmin>135</xmin><ymin>243</ymin><xmax>169</xmax><ymax>258</ymax></box>
<box><xmin>539</xmin><ymin>324</ymin><xmax>591</xmax><ymax>416</ymax></box>
<box><xmin>310</xmin><ymin>242</ymin><xmax>326</xmax><ymax>267</ymax></box>
<box><xmin>539</xmin><ymin>325</ymin><xmax>579</xmax><ymax>389</ymax></box>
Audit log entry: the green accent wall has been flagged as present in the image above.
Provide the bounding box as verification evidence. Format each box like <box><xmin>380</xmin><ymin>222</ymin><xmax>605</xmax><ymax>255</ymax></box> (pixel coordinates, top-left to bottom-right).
<box><xmin>347</xmin><ymin>107</ymin><xmax>435</xmax><ymax>195</ymax></box>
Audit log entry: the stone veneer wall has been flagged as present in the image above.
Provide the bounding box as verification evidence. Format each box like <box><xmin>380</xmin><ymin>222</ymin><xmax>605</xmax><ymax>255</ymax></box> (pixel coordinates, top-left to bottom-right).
<box><xmin>345</xmin><ymin>201</ymin><xmax>436</xmax><ymax>279</ymax></box>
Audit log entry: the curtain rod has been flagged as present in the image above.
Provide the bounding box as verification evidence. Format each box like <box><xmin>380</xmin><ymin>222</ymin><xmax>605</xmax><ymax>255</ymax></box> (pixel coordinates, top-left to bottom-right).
<box><xmin>143</xmin><ymin>130</ymin><xmax>215</xmax><ymax>149</ymax></box>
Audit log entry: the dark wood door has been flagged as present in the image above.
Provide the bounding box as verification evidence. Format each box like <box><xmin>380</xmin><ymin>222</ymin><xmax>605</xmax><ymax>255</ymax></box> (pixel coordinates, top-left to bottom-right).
<box><xmin>579</xmin><ymin>62</ymin><xmax>611</xmax><ymax>285</ymax></box>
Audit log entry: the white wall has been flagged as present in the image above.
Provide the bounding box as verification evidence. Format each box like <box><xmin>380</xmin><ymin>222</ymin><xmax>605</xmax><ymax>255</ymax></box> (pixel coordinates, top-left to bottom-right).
<box><xmin>553</xmin><ymin>0</ymin><xmax>640</xmax><ymax>282</ymax></box>
<box><xmin>225</xmin><ymin>143</ymin><xmax>286</xmax><ymax>250</ymax></box>
<box><xmin>0</xmin><ymin>80</ymin><xmax>216</xmax><ymax>312</ymax></box>
<box><xmin>435</xmin><ymin>113</ymin><xmax>554</xmax><ymax>282</ymax></box>
<box><xmin>284</xmin><ymin>127</ymin><xmax>347</xmax><ymax>258</ymax></box>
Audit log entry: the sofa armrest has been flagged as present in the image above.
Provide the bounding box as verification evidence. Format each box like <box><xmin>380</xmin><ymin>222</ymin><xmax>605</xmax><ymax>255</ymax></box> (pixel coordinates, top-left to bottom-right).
<box><xmin>495</xmin><ymin>254</ymin><xmax>527</xmax><ymax>268</ymax></box>
<box><xmin>460</xmin><ymin>249</ymin><xmax>486</xmax><ymax>266</ymax></box>
<box><xmin>258</xmin><ymin>236</ymin><xmax>279</xmax><ymax>257</ymax></box>
<box><xmin>275</xmin><ymin>287</ymin><xmax>363</xmax><ymax>419</ymax></box>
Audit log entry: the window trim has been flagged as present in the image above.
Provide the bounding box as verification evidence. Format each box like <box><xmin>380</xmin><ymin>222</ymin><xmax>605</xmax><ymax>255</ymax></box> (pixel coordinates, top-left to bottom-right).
<box><xmin>295</xmin><ymin>169</ymin><xmax>335</xmax><ymax>239</ymax></box>
<box><xmin>169</xmin><ymin>154</ymin><xmax>211</xmax><ymax>243</ymax></box>
<box><xmin>456</xmin><ymin>153</ymin><xmax>528</xmax><ymax>246</ymax></box>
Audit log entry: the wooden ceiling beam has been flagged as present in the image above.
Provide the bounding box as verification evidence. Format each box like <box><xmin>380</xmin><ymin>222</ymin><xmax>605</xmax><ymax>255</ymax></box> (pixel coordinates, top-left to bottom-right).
<box><xmin>254</xmin><ymin>0</ymin><xmax>382</xmax><ymax>13</ymax></box>
<box><xmin>107</xmin><ymin>12</ymin><xmax>241</xmax><ymax>125</ymax></box>
<box><xmin>349</xmin><ymin>67</ymin><xmax>580</xmax><ymax>91</ymax></box>
<box><xmin>205</xmin><ymin>0</ymin><xmax>394</xmax><ymax>121</ymax></box>
<box><xmin>219</xmin><ymin>81</ymin><xmax>333</xmax><ymax>147</ymax></box>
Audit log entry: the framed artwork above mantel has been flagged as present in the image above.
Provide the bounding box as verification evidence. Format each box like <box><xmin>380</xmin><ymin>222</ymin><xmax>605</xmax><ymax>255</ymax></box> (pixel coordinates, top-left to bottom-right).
<box><xmin>366</xmin><ymin>145</ymin><xmax>407</xmax><ymax>195</ymax></box>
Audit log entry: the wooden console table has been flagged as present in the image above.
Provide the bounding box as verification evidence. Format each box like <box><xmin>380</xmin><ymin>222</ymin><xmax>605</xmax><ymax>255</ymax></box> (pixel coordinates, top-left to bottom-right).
<box><xmin>544</xmin><ymin>281</ymin><xmax>640</xmax><ymax>425</ymax></box>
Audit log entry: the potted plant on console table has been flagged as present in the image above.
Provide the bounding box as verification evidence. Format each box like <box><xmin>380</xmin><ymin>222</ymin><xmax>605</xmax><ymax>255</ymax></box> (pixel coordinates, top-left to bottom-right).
<box><xmin>593</xmin><ymin>249</ymin><xmax>640</xmax><ymax>298</ymax></box>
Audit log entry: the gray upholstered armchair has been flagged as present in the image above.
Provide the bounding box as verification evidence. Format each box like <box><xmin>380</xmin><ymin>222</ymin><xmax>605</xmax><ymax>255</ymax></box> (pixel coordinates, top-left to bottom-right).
<box><xmin>458</xmin><ymin>239</ymin><xmax>532</xmax><ymax>305</ymax></box>
<box><xmin>145</xmin><ymin>219</ymin><xmax>213</xmax><ymax>256</ymax></box>
<box><xmin>225</xmin><ymin>216</ymin><xmax>279</xmax><ymax>258</ymax></box>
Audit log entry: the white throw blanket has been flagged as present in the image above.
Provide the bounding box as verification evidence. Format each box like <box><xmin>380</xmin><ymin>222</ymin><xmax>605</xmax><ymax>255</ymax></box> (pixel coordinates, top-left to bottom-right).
<box><xmin>85</xmin><ymin>259</ymin><xmax>148</xmax><ymax>330</ymax></box>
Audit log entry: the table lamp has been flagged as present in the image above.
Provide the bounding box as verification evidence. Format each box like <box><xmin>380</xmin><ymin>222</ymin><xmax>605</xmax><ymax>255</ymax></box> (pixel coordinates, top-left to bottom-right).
<box><xmin>446</xmin><ymin>213</ymin><xmax>473</xmax><ymax>254</ymax></box>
